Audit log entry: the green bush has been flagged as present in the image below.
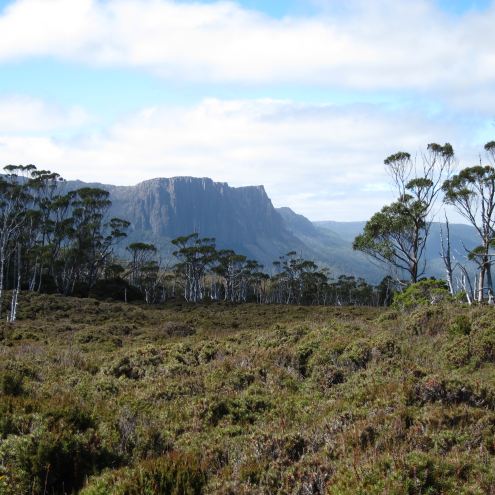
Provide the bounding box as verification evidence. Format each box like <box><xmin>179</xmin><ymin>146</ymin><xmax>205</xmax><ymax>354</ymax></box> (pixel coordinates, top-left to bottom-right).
<box><xmin>393</xmin><ymin>280</ymin><xmax>451</xmax><ymax>311</ymax></box>
<box><xmin>442</xmin><ymin>336</ymin><xmax>472</xmax><ymax>368</ymax></box>
<box><xmin>0</xmin><ymin>424</ymin><xmax>115</xmax><ymax>495</ymax></box>
<box><xmin>311</xmin><ymin>364</ymin><xmax>345</xmax><ymax>392</ymax></box>
<box><xmin>449</xmin><ymin>315</ymin><xmax>472</xmax><ymax>336</ymax></box>
<box><xmin>405</xmin><ymin>306</ymin><xmax>449</xmax><ymax>336</ymax></box>
<box><xmin>1</xmin><ymin>371</ymin><xmax>24</xmax><ymax>396</ymax></box>
<box><xmin>204</xmin><ymin>395</ymin><xmax>272</xmax><ymax>426</ymax></box>
<box><xmin>328</xmin><ymin>452</ymin><xmax>460</xmax><ymax>495</ymax></box>
<box><xmin>80</xmin><ymin>452</ymin><xmax>207</xmax><ymax>495</ymax></box>
<box><xmin>339</xmin><ymin>339</ymin><xmax>372</xmax><ymax>370</ymax></box>
<box><xmin>471</xmin><ymin>327</ymin><xmax>495</xmax><ymax>364</ymax></box>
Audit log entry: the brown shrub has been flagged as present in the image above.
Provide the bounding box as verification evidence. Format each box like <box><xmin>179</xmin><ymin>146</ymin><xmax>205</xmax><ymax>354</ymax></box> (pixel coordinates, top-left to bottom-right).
<box><xmin>161</xmin><ymin>321</ymin><xmax>196</xmax><ymax>337</ymax></box>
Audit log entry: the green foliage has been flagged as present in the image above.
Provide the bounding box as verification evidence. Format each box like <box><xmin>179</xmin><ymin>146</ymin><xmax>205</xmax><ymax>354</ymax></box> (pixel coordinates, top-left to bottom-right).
<box><xmin>1</xmin><ymin>371</ymin><xmax>24</xmax><ymax>396</ymax></box>
<box><xmin>81</xmin><ymin>453</ymin><xmax>206</xmax><ymax>495</ymax></box>
<box><xmin>0</xmin><ymin>422</ymin><xmax>115</xmax><ymax>495</ymax></box>
<box><xmin>203</xmin><ymin>395</ymin><xmax>272</xmax><ymax>426</ymax></box>
<box><xmin>449</xmin><ymin>315</ymin><xmax>472</xmax><ymax>336</ymax></box>
<box><xmin>393</xmin><ymin>280</ymin><xmax>451</xmax><ymax>311</ymax></box>
<box><xmin>471</xmin><ymin>326</ymin><xmax>495</xmax><ymax>364</ymax></box>
<box><xmin>443</xmin><ymin>165</ymin><xmax>495</xmax><ymax>205</ymax></box>
<box><xmin>353</xmin><ymin>197</ymin><xmax>428</xmax><ymax>282</ymax></box>
<box><xmin>328</xmin><ymin>452</ymin><xmax>473</xmax><ymax>495</ymax></box>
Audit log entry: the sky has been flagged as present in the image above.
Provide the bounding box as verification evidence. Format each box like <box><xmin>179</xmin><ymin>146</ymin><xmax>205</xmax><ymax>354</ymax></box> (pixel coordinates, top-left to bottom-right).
<box><xmin>0</xmin><ymin>0</ymin><xmax>494</xmax><ymax>221</ymax></box>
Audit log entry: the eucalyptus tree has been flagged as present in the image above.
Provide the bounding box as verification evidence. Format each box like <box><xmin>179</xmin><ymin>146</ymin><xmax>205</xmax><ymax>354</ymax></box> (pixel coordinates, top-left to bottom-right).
<box><xmin>354</xmin><ymin>143</ymin><xmax>454</xmax><ymax>283</ymax></box>
<box><xmin>214</xmin><ymin>249</ymin><xmax>252</xmax><ymax>302</ymax></box>
<box><xmin>272</xmin><ymin>252</ymin><xmax>321</xmax><ymax>304</ymax></box>
<box><xmin>439</xmin><ymin>216</ymin><xmax>455</xmax><ymax>295</ymax></box>
<box><xmin>171</xmin><ymin>233</ymin><xmax>217</xmax><ymax>302</ymax></box>
<box><xmin>300</xmin><ymin>268</ymin><xmax>329</xmax><ymax>305</ymax></box>
<box><xmin>0</xmin><ymin>165</ymin><xmax>35</xmax><ymax>318</ymax></box>
<box><xmin>328</xmin><ymin>275</ymin><xmax>375</xmax><ymax>306</ymax></box>
<box><xmin>442</xmin><ymin>144</ymin><xmax>495</xmax><ymax>301</ymax></box>
<box><xmin>48</xmin><ymin>188</ymin><xmax>129</xmax><ymax>295</ymax></box>
<box><xmin>126</xmin><ymin>242</ymin><xmax>160</xmax><ymax>303</ymax></box>
<box><xmin>244</xmin><ymin>260</ymin><xmax>268</xmax><ymax>303</ymax></box>
<box><xmin>69</xmin><ymin>188</ymin><xmax>129</xmax><ymax>292</ymax></box>
<box><xmin>26</xmin><ymin>169</ymin><xmax>65</xmax><ymax>290</ymax></box>
<box><xmin>138</xmin><ymin>259</ymin><xmax>161</xmax><ymax>304</ymax></box>
<box><xmin>127</xmin><ymin>242</ymin><xmax>157</xmax><ymax>286</ymax></box>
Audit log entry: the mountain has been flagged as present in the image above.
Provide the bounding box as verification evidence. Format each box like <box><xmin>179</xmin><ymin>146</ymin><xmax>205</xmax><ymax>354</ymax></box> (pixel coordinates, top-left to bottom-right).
<box><xmin>66</xmin><ymin>176</ymin><xmax>479</xmax><ymax>282</ymax></box>
<box><xmin>68</xmin><ymin>177</ymin><xmax>306</xmax><ymax>269</ymax></box>
<box><xmin>277</xmin><ymin>208</ymin><xmax>384</xmax><ymax>281</ymax></box>
<box><xmin>315</xmin><ymin>219</ymin><xmax>479</xmax><ymax>281</ymax></box>
<box><xmin>314</xmin><ymin>221</ymin><xmax>366</xmax><ymax>242</ymax></box>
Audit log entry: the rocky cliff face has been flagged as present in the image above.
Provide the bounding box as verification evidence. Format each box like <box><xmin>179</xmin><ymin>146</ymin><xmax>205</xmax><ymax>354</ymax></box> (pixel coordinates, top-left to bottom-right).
<box><xmin>71</xmin><ymin>177</ymin><xmax>303</xmax><ymax>267</ymax></box>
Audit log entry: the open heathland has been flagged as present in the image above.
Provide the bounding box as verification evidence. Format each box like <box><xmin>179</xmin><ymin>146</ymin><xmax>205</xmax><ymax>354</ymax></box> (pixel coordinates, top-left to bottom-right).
<box><xmin>1</xmin><ymin>294</ymin><xmax>495</xmax><ymax>494</ymax></box>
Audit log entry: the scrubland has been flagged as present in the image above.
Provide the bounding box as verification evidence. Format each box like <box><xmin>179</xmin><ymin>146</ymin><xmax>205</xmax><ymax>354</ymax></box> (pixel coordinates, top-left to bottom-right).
<box><xmin>1</xmin><ymin>294</ymin><xmax>495</xmax><ymax>494</ymax></box>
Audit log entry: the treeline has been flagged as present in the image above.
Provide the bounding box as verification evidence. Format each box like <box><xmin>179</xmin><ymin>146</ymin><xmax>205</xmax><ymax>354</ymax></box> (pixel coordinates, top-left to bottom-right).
<box><xmin>0</xmin><ymin>165</ymin><xmax>395</xmax><ymax>314</ymax></box>
<box><xmin>90</xmin><ymin>234</ymin><xmax>396</xmax><ymax>307</ymax></box>
<box><xmin>152</xmin><ymin>233</ymin><xmax>395</xmax><ymax>306</ymax></box>
<box><xmin>0</xmin><ymin>165</ymin><xmax>130</xmax><ymax>320</ymax></box>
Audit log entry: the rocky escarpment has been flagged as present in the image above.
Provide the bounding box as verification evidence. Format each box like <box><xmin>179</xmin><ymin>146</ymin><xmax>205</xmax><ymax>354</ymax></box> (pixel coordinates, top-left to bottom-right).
<box><xmin>69</xmin><ymin>177</ymin><xmax>305</xmax><ymax>267</ymax></box>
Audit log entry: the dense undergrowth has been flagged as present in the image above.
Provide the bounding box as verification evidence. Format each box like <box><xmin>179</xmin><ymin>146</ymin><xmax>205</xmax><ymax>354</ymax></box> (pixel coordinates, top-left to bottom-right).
<box><xmin>1</xmin><ymin>294</ymin><xmax>495</xmax><ymax>494</ymax></box>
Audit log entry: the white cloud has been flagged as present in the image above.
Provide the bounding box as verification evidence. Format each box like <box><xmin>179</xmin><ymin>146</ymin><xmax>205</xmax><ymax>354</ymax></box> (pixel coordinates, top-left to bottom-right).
<box><xmin>0</xmin><ymin>96</ymin><xmax>90</xmax><ymax>133</ymax></box>
<box><xmin>0</xmin><ymin>0</ymin><xmax>495</xmax><ymax>102</ymax></box>
<box><xmin>0</xmin><ymin>97</ymin><xmax>485</xmax><ymax>220</ymax></box>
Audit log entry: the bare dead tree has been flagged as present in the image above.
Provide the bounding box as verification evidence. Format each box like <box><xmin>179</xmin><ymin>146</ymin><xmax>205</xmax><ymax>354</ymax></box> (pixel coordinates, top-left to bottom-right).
<box><xmin>440</xmin><ymin>215</ymin><xmax>454</xmax><ymax>295</ymax></box>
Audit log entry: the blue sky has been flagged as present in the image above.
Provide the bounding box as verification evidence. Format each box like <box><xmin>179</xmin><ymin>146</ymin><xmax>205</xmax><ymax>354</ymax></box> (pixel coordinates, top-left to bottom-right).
<box><xmin>0</xmin><ymin>0</ymin><xmax>494</xmax><ymax>220</ymax></box>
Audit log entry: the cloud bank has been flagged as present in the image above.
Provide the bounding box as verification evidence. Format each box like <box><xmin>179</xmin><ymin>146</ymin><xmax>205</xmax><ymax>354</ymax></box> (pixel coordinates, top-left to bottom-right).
<box><xmin>0</xmin><ymin>0</ymin><xmax>494</xmax><ymax>101</ymax></box>
<box><xmin>0</xmin><ymin>97</ymin><xmax>485</xmax><ymax>220</ymax></box>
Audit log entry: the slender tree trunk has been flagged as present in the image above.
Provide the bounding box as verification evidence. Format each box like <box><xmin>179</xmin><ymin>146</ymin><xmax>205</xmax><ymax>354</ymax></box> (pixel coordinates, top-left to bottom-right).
<box><xmin>0</xmin><ymin>247</ymin><xmax>6</xmax><ymax>320</ymax></box>
<box><xmin>440</xmin><ymin>220</ymin><xmax>454</xmax><ymax>295</ymax></box>
<box><xmin>478</xmin><ymin>264</ymin><xmax>486</xmax><ymax>303</ymax></box>
<box><xmin>9</xmin><ymin>245</ymin><xmax>21</xmax><ymax>322</ymax></box>
<box><xmin>486</xmin><ymin>260</ymin><xmax>493</xmax><ymax>293</ymax></box>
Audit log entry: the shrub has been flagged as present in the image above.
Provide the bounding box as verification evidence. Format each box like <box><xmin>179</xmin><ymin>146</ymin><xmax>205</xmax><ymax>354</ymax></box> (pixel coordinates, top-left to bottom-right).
<box><xmin>339</xmin><ymin>340</ymin><xmax>372</xmax><ymax>370</ymax></box>
<box><xmin>311</xmin><ymin>364</ymin><xmax>345</xmax><ymax>392</ymax></box>
<box><xmin>1</xmin><ymin>372</ymin><xmax>24</xmax><ymax>396</ymax></box>
<box><xmin>204</xmin><ymin>395</ymin><xmax>271</xmax><ymax>426</ymax></box>
<box><xmin>105</xmin><ymin>347</ymin><xmax>164</xmax><ymax>379</ymax></box>
<box><xmin>161</xmin><ymin>321</ymin><xmax>196</xmax><ymax>338</ymax></box>
<box><xmin>405</xmin><ymin>306</ymin><xmax>449</xmax><ymax>336</ymax></box>
<box><xmin>80</xmin><ymin>452</ymin><xmax>207</xmax><ymax>495</ymax></box>
<box><xmin>393</xmin><ymin>280</ymin><xmax>451</xmax><ymax>311</ymax></box>
<box><xmin>0</xmin><ymin>424</ymin><xmax>115</xmax><ymax>495</ymax></box>
<box><xmin>471</xmin><ymin>327</ymin><xmax>495</xmax><ymax>364</ymax></box>
<box><xmin>328</xmin><ymin>452</ymin><xmax>457</xmax><ymax>495</ymax></box>
<box><xmin>449</xmin><ymin>315</ymin><xmax>472</xmax><ymax>336</ymax></box>
<box><xmin>442</xmin><ymin>336</ymin><xmax>471</xmax><ymax>368</ymax></box>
